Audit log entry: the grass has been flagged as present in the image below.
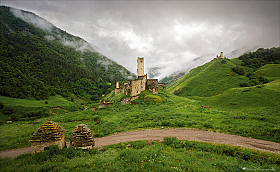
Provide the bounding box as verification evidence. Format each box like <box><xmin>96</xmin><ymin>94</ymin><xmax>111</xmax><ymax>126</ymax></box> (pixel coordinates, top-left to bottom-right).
<box><xmin>1</xmin><ymin>137</ymin><xmax>279</xmax><ymax>172</ymax></box>
<box><xmin>254</xmin><ymin>64</ymin><xmax>280</xmax><ymax>79</ymax></box>
<box><xmin>168</xmin><ymin>59</ymin><xmax>250</xmax><ymax>97</ymax></box>
<box><xmin>0</xmin><ymin>95</ymin><xmax>76</xmax><ymax>108</ymax></box>
<box><xmin>0</xmin><ymin>87</ymin><xmax>279</xmax><ymax>151</ymax></box>
<box><xmin>0</xmin><ymin>95</ymin><xmax>82</xmax><ymax>122</ymax></box>
<box><xmin>265</xmin><ymin>79</ymin><xmax>280</xmax><ymax>92</ymax></box>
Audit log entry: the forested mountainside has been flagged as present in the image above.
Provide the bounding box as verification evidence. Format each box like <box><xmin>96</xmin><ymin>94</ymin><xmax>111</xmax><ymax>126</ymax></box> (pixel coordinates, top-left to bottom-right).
<box><xmin>0</xmin><ymin>6</ymin><xmax>135</xmax><ymax>100</ymax></box>
<box><xmin>168</xmin><ymin>47</ymin><xmax>280</xmax><ymax>97</ymax></box>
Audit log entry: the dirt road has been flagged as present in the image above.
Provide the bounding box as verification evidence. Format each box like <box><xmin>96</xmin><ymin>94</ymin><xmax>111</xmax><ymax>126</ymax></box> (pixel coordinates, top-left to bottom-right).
<box><xmin>1</xmin><ymin>128</ymin><xmax>279</xmax><ymax>159</ymax></box>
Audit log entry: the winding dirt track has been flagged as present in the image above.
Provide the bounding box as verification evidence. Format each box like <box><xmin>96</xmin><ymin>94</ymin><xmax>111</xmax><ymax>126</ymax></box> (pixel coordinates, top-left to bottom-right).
<box><xmin>1</xmin><ymin>128</ymin><xmax>280</xmax><ymax>159</ymax></box>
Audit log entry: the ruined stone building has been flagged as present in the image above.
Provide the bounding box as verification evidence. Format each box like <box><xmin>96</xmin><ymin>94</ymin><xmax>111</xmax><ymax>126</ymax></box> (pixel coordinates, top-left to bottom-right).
<box><xmin>70</xmin><ymin>124</ymin><xmax>95</xmax><ymax>149</ymax></box>
<box><xmin>115</xmin><ymin>57</ymin><xmax>166</xmax><ymax>97</ymax></box>
<box><xmin>214</xmin><ymin>52</ymin><xmax>224</xmax><ymax>60</ymax></box>
<box><xmin>29</xmin><ymin>119</ymin><xmax>66</xmax><ymax>154</ymax></box>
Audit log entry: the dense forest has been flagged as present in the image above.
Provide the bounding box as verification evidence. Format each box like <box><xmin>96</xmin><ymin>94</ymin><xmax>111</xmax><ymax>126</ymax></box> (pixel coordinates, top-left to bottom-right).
<box><xmin>0</xmin><ymin>6</ymin><xmax>135</xmax><ymax>101</ymax></box>
<box><xmin>239</xmin><ymin>47</ymin><xmax>280</xmax><ymax>69</ymax></box>
<box><xmin>232</xmin><ymin>47</ymin><xmax>280</xmax><ymax>87</ymax></box>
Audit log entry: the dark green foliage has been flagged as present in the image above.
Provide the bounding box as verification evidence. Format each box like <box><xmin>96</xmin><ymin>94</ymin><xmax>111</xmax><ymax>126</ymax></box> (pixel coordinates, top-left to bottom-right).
<box><xmin>0</xmin><ymin>6</ymin><xmax>135</xmax><ymax>101</ymax></box>
<box><xmin>239</xmin><ymin>47</ymin><xmax>280</xmax><ymax>69</ymax></box>
<box><xmin>232</xmin><ymin>66</ymin><xmax>245</xmax><ymax>75</ymax></box>
<box><xmin>0</xmin><ymin>105</ymin><xmax>49</xmax><ymax>121</ymax></box>
<box><xmin>239</xmin><ymin>81</ymin><xmax>251</xmax><ymax>87</ymax></box>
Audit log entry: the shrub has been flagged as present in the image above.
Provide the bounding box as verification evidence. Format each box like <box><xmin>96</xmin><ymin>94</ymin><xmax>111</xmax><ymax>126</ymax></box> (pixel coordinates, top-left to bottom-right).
<box><xmin>239</xmin><ymin>82</ymin><xmax>250</xmax><ymax>87</ymax></box>
<box><xmin>232</xmin><ymin>66</ymin><xmax>245</xmax><ymax>75</ymax></box>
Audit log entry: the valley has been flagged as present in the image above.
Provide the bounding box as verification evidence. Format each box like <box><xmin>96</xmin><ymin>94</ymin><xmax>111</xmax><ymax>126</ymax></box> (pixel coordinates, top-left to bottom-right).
<box><xmin>0</xmin><ymin>6</ymin><xmax>280</xmax><ymax>171</ymax></box>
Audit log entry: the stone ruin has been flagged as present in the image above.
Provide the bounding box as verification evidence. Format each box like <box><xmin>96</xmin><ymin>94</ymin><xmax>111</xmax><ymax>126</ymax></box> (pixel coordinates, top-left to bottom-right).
<box><xmin>214</xmin><ymin>52</ymin><xmax>224</xmax><ymax>60</ymax></box>
<box><xmin>70</xmin><ymin>124</ymin><xmax>95</xmax><ymax>149</ymax></box>
<box><xmin>29</xmin><ymin>119</ymin><xmax>66</xmax><ymax>154</ymax></box>
<box><xmin>114</xmin><ymin>57</ymin><xmax>166</xmax><ymax>97</ymax></box>
<box><xmin>7</xmin><ymin>117</ymin><xmax>12</xmax><ymax>123</ymax></box>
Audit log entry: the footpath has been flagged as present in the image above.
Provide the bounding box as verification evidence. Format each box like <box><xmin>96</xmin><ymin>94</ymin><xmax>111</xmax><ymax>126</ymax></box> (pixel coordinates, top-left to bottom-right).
<box><xmin>1</xmin><ymin>128</ymin><xmax>280</xmax><ymax>159</ymax></box>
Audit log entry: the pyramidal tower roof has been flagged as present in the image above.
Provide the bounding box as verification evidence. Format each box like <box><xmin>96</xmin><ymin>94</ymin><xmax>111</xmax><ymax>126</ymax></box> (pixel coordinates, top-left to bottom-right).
<box><xmin>70</xmin><ymin>124</ymin><xmax>95</xmax><ymax>147</ymax></box>
<box><xmin>29</xmin><ymin>119</ymin><xmax>65</xmax><ymax>142</ymax></box>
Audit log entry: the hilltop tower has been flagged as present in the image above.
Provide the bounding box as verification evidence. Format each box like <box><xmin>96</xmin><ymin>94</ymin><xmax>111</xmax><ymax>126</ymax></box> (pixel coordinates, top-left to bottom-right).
<box><xmin>137</xmin><ymin>57</ymin><xmax>144</xmax><ymax>77</ymax></box>
<box><xmin>220</xmin><ymin>52</ymin><xmax>223</xmax><ymax>59</ymax></box>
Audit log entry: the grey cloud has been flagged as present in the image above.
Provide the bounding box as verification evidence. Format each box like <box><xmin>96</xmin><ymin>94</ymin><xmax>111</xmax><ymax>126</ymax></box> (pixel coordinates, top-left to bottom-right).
<box><xmin>2</xmin><ymin>0</ymin><xmax>279</xmax><ymax>79</ymax></box>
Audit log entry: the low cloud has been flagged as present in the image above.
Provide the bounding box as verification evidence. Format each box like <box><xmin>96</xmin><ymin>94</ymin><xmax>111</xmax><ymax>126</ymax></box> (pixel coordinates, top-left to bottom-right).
<box><xmin>3</xmin><ymin>1</ymin><xmax>279</xmax><ymax>78</ymax></box>
<box><xmin>10</xmin><ymin>7</ymin><xmax>53</xmax><ymax>31</ymax></box>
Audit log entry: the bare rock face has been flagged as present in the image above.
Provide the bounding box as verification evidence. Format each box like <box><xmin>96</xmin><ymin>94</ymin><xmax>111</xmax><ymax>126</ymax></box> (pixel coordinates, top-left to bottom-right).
<box><xmin>70</xmin><ymin>124</ymin><xmax>95</xmax><ymax>149</ymax></box>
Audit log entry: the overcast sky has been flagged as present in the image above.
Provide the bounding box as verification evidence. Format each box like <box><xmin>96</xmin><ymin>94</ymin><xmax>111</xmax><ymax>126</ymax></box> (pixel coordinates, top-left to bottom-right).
<box><xmin>2</xmin><ymin>0</ymin><xmax>280</xmax><ymax>79</ymax></box>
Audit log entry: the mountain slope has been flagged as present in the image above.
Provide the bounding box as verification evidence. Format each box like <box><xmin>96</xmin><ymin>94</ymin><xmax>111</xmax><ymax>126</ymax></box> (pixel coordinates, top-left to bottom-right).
<box><xmin>168</xmin><ymin>59</ymin><xmax>250</xmax><ymax>97</ymax></box>
<box><xmin>168</xmin><ymin>47</ymin><xmax>280</xmax><ymax>97</ymax></box>
<box><xmin>0</xmin><ymin>6</ymin><xmax>135</xmax><ymax>100</ymax></box>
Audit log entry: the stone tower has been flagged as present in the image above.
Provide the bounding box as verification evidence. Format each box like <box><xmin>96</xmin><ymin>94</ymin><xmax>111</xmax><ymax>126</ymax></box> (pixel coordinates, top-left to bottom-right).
<box><xmin>220</xmin><ymin>52</ymin><xmax>223</xmax><ymax>59</ymax></box>
<box><xmin>137</xmin><ymin>57</ymin><xmax>144</xmax><ymax>77</ymax></box>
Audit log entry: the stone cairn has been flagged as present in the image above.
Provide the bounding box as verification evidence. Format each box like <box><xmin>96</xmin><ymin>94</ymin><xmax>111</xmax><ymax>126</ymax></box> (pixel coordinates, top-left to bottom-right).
<box><xmin>29</xmin><ymin>119</ymin><xmax>65</xmax><ymax>154</ymax></box>
<box><xmin>70</xmin><ymin>124</ymin><xmax>95</xmax><ymax>149</ymax></box>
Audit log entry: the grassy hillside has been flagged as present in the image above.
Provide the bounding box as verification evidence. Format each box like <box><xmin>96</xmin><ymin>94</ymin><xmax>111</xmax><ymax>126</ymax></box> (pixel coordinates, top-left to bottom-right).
<box><xmin>168</xmin><ymin>59</ymin><xmax>250</xmax><ymax>97</ymax></box>
<box><xmin>0</xmin><ymin>6</ymin><xmax>135</xmax><ymax>101</ymax></box>
<box><xmin>160</xmin><ymin>72</ymin><xmax>185</xmax><ymax>89</ymax></box>
<box><xmin>254</xmin><ymin>64</ymin><xmax>280</xmax><ymax>80</ymax></box>
<box><xmin>0</xmin><ymin>95</ymin><xmax>84</xmax><ymax>122</ymax></box>
<box><xmin>168</xmin><ymin>47</ymin><xmax>280</xmax><ymax>98</ymax></box>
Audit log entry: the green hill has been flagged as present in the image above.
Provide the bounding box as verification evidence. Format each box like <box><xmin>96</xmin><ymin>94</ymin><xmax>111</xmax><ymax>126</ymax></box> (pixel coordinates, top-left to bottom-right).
<box><xmin>168</xmin><ymin>48</ymin><xmax>280</xmax><ymax>97</ymax></box>
<box><xmin>254</xmin><ymin>64</ymin><xmax>280</xmax><ymax>80</ymax></box>
<box><xmin>168</xmin><ymin>59</ymin><xmax>250</xmax><ymax>97</ymax></box>
<box><xmin>0</xmin><ymin>6</ymin><xmax>135</xmax><ymax>101</ymax></box>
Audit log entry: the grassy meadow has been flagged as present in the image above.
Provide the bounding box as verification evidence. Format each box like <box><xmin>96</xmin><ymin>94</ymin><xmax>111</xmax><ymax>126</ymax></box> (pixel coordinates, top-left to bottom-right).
<box><xmin>0</xmin><ymin>86</ymin><xmax>279</xmax><ymax>152</ymax></box>
<box><xmin>1</xmin><ymin>138</ymin><xmax>279</xmax><ymax>172</ymax></box>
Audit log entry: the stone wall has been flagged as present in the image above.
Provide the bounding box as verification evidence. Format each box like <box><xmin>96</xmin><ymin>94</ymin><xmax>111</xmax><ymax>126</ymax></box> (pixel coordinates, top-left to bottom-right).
<box><xmin>147</xmin><ymin>79</ymin><xmax>158</xmax><ymax>94</ymax></box>
<box><xmin>121</xmin><ymin>97</ymin><xmax>131</xmax><ymax>105</ymax></box>
<box><xmin>99</xmin><ymin>102</ymin><xmax>113</xmax><ymax>108</ymax></box>
<box><xmin>30</xmin><ymin>133</ymin><xmax>65</xmax><ymax>154</ymax></box>
<box><xmin>130</xmin><ymin>75</ymin><xmax>147</xmax><ymax>96</ymax></box>
<box><xmin>115</xmin><ymin>88</ymin><xmax>123</xmax><ymax>94</ymax></box>
<box><xmin>123</xmin><ymin>82</ymin><xmax>131</xmax><ymax>95</ymax></box>
<box><xmin>130</xmin><ymin>96</ymin><xmax>140</xmax><ymax>102</ymax></box>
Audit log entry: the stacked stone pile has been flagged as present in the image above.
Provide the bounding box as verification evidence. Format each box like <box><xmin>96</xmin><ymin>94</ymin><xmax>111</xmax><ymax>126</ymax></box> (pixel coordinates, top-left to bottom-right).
<box><xmin>29</xmin><ymin>119</ymin><xmax>65</xmax><ymax>154</ymax></box>
<box><xmin>30</xmin><ymin>119</ymin><xmax>65</xmax><ymax>142</ymax></box>
<box><xmin>70</xmin><ymin>124</ymin><xmax>95</xmax><ymax>149</ymax></box>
